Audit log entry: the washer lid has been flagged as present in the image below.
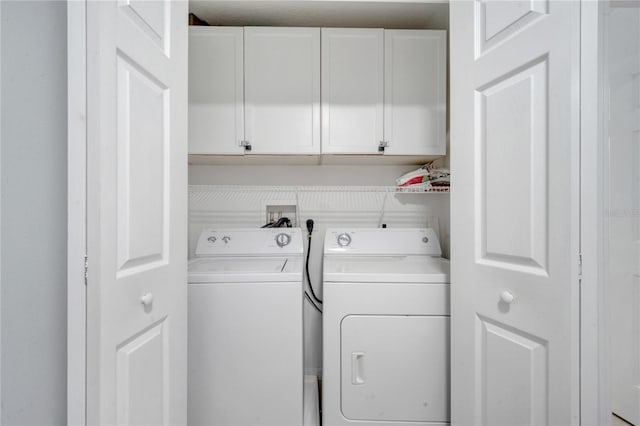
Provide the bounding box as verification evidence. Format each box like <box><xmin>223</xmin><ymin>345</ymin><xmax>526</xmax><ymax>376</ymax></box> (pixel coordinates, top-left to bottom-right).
<box><xmin>188</xmin><ymin>257</ymin><xmax>303</xmax><ymax>283</ymax></box>
<box><xmin>323</xmin><ymin>256</ymin><xmax>449</xmax><ymax>283</ymax></box>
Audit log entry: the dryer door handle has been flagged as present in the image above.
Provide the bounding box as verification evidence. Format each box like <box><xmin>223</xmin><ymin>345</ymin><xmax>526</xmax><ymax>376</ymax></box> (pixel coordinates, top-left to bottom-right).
<box><xmin>351</xmin><ymin>352</ymin><xmax>365</xmax><ymax>385</ymax></box>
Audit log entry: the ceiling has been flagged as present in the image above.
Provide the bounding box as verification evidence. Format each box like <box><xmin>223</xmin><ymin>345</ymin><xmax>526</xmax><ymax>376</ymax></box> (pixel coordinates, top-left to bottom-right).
<box><xmin>189</xmin><ymin>1</ymin><xmax>449</xmax><ymax>30</ymax></box>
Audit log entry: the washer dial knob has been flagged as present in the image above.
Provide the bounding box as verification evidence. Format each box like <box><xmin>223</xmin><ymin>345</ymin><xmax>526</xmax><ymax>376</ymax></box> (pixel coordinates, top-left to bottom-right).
<box><xmin>337</xmin><ymin>233</ymin><xmax>352</xmax><ymax>247</ymax></box>
<box><xmin>275</xmin><ymin>233</ymin><xmax>291</xmax><ymax>248</ymax></box>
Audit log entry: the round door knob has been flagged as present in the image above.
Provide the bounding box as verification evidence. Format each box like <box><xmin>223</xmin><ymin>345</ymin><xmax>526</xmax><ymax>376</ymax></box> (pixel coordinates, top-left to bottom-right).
<box><xmin>500</xmin><ymin>290</ymin><xmax>515</xmax><ymax>304</ymax></box>
<box><xmin>141</xmin><ymin>293</ymin><xmax>154</xmax><ymax>307</ymax></box>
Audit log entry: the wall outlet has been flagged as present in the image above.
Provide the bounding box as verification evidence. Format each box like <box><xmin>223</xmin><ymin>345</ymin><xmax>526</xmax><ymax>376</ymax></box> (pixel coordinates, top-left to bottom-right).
<box><xmin>266</xmin><ymin>204</ymin><xmax>297</xmax><ymax>227</ymax></box>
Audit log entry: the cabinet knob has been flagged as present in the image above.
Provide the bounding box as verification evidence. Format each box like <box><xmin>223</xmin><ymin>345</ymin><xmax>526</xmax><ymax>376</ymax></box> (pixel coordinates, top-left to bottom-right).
<box><xmin>378</xmin><ymin>141</ymin><xmax>389</xmax><ymax>153</ymax></box>
<box><xmin>240</xmin><ymin>140</ymin><xmax>252</xmax><ymax>152</ymax></box>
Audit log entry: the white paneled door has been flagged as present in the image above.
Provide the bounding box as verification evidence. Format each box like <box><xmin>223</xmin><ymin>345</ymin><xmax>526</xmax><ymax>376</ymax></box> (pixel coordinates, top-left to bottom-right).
<box><xmin>85</xmin><ymin>1</ymin><xmax>188</xmax><ymax>424</ymax></box>
<box><xmin>450</xmin><ymin>1</ymin><xmax>580</xmax><ymax>425</ymax></box>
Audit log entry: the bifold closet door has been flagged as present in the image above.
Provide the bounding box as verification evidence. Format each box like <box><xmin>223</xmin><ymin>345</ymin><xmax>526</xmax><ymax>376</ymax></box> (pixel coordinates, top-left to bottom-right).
<box><xmin>451</xmin><ymin>1</ymin><xmax>581</xmax><ymax>425</ymax></box>
<box><xmin>85</xmin><ymin>0</ymin><xmax>188</xmax><ymax>424</ymax></box>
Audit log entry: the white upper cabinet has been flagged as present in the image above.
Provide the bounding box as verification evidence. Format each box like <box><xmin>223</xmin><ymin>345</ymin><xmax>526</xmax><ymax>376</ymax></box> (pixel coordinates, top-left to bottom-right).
<box><xmin>321</xmin><ymin>28</ymin><xmax>384</xmax><ymax>154</ymax></box>
<box><xmin>188</xmin><ymin>27</ymin><xmax>244</xmax><ymax>154</ymax></box>
<box><xmin>188</xmin><ymin>26</ymin><xmax>446</xmax><ymax>160</ymax></box>
<box><xmin>384</xmin><ymin>30</ymin><xmax>447</xmax><ymax>155</ymax></box>
<box><xmin>321</xmin><ymin>28</ymin><xmax>447</xmax><ymax>156</ymax></box>
<box><xmin>244</xmin><ymin>27</ymin><xmax>321</xmax><ymax>154</ymax></box>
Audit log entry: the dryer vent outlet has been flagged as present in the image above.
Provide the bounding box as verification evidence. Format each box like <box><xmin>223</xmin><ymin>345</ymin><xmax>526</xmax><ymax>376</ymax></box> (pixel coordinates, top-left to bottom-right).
<box><xmin>266</xmin><ymin>205</ymin><xmax>297</xmax><ymax>227</ymax></box>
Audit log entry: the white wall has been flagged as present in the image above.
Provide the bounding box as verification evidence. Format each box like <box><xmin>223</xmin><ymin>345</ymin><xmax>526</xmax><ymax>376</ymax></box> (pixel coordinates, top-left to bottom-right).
<box><xmin>189</xmin><ymin>164</ymin><xmax>450</xmax><ymax>372</ymax></box>
<box><xmin>1</xmin><ymin>1</ymin><xmax>67</xmax><ymax>424</ymax></box>
<box><xmin>606</xmin><ymin>3</ymin><xmax>640</xmax><ymax>423</ymax></box>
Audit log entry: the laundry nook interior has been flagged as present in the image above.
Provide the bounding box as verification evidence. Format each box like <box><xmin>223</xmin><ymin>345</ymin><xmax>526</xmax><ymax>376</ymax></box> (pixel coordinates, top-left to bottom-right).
<box><xmin>13</xmin><ymin>1</ymin><xmax>631</xmax><ymax>425</ymax></box>
<box><xmin>185</xmin><ymin>2</ymin><xmax>450</xmax><ymax>424</ymax></box>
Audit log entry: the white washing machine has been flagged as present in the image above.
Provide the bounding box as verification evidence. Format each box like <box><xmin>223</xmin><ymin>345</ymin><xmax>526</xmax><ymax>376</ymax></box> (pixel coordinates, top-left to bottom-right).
<box><xmin>188</xmin><ymin>228</ymin><xmax>304</xmax><ymax>426</ymax></box>
<box><xmin>322</xmin><ymin>228</ymin><xmax>450</xmax><ymax>426</ymax></box>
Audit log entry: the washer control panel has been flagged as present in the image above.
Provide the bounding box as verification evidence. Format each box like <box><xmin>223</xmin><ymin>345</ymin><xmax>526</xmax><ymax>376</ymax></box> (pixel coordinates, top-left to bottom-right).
<box><xmin>195</xmin><ymin>228</ymin><xmax>303</xmax><ymax>257</ymax></box>
<box><xmin>275</xmin><ymin>232</ymin><xmax>292</xmax><ymax>247</ymax></box>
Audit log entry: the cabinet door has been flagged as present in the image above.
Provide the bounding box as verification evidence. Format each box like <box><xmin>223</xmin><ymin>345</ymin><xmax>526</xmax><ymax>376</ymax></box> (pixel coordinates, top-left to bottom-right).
<box><xmin>321</xmin><ymin>28</ymin><xmax>384</xmax><ymax>154</ymax></box>
<box><xmin>188</xmin><ymin>27</ymin><xmax>244</xmax><ymax>154</ymax></box>
<box><xmin>384</xmin><ymin>30</ymin><xmax>446</xmax><ymax>155</ymax></box>
<box><xmin>244</xmin><ymin>27</ymin><xmax>320</xmax><ymax>154</ymax></box>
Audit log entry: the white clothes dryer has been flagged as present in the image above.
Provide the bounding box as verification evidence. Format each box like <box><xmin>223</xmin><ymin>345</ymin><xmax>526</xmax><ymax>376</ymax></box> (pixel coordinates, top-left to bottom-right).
<box><xmin>322</xmin><ymin>228</ymin><xmax>450</xmax><ymax>426</ymax></box>
<box><xmin>188</xmin><ymin>228</ymin><xmax>304</xmax><ymax>426</ymax></box>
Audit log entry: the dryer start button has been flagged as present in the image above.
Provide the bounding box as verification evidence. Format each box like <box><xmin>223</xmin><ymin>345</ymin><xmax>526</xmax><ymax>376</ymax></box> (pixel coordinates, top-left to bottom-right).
<box><xmin>337</xmin><ymin>233</ymin><xmax>352</xmax><ymax>247</ymax></box>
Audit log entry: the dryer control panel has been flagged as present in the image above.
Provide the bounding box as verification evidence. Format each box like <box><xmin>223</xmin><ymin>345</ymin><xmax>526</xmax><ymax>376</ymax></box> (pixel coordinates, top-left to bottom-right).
<box><xmin>324</xmin><ymin>228</ymin><xmax>442</xmax><ymax>257</ymax></box>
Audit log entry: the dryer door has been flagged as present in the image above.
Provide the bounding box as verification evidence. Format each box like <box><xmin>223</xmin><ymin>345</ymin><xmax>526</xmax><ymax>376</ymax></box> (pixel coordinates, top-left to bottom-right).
<box><xmin>341</xmin><ymin>315</ymin><xmax>450</xmax><ymax>422</ymax></box>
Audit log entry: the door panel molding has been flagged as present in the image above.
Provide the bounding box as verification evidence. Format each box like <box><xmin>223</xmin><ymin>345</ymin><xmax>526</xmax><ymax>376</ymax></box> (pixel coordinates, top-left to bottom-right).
<box><xmin>117</xmin><ymin>0</ymin><xmax>170</xmax><ymax>55</ymax></box>
<box><xmin>476</xmin><ymin>56</ymin><xmax>548</xmax><ymax>274</ymax></box>
<box><xmin>476</xmin><ymin>315</ymin><xmax>548</xmax><ymax>425</ymax></box>
<box><xmin>116</xmin><ymin>318</ymin><xmax>169</xmax><ymax>425</ymax></box>
<box><xmin>476</xmin><ymin>0</ymin><xmax>549</xmax><ymax>57</ymax></box>
<box><xmin>115</xmin><ymin>52</ymin><xmax>169</xmax><ymax>276</ymax></box>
